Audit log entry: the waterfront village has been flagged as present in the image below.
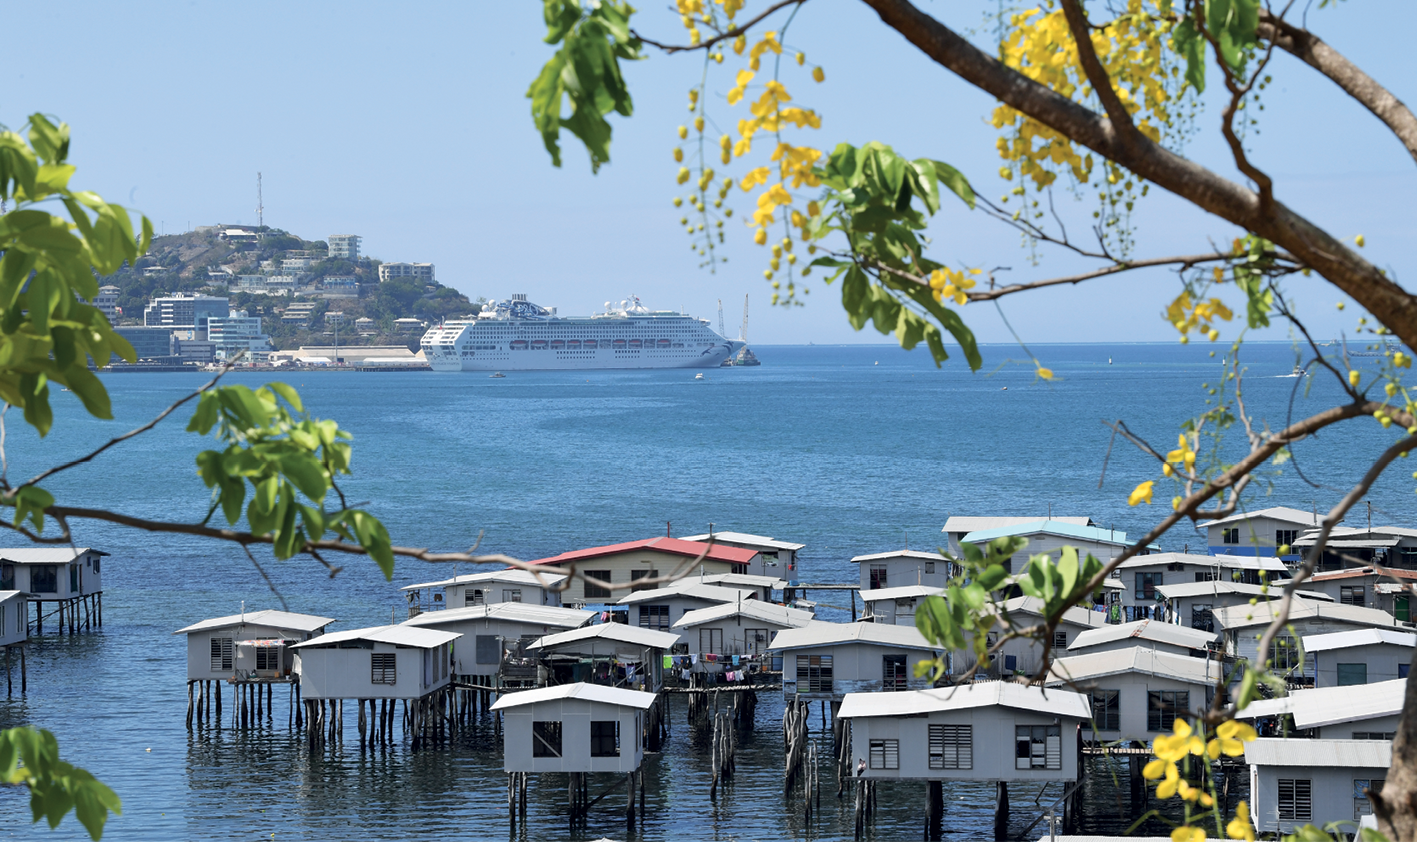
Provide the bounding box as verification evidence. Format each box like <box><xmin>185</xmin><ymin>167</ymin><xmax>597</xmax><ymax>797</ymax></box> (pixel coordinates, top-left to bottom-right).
<box><xmin>3</xmin><ymin>506</ymin><xmax>1415</xmax><ymax>838</ymax></box>
<box><xmin>100</xmin><ymin>227</ymin><xmax>444</xmax><ymax>370</ymax></box>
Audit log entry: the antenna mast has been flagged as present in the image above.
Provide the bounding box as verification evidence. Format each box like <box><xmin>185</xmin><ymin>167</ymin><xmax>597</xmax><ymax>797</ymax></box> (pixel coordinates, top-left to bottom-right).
<box><xmin>256</xmin><ymin>172</ymin><xmax>264</xmax><ymax>229</ymax></box>
<box><xmin>740</xmin><ymin>294</ymin><xmax>749</xmax><ymax>343</ymax></box>
<box><xmin>718</xmin><ymin>299</ymin><xmax>726</xmax><ymax>337</ymax></box>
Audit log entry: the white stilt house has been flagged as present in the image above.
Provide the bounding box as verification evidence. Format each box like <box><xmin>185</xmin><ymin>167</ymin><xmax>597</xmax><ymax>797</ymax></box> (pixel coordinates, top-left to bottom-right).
<box><xmin>1047</xmin><ymin>646</ymin><xmax>1225</xmax><ymax>743</ymax></box>
<box><xmin>291</xmin><ymin>625</ymin><xmax>459</xmax><ymax>701</ymax></box>
<box><xmin>1246</xmin><ymin>738</ymin><xmax>1391</xmax><ymax>834</ymax></box>
<box><xmin>670</xmin><ymin>599</ymin><xmax>814</xmax><ymax>670</ymax></box>
<box><xmin>617</xmin><ymin>581</ymin><xmax>758</xmax><ymax>635</ymax></box>
<box><xmin>174</xmin><ymin>609</ymin><xmax>335</xmax><ymax>683</ymax></box>
<box><xmin>770</xmin><ymin>621</ymin><xmax>938</xmax><ymax>700</ymax></box>
<box><xmin>1213</xmin><ymin>600</ymin><xmax>1407</xmax><ymax>686</ymax></box>
<box><xmin>527</xmin><ymin>624</ymin><xmax>679</xmax><ymax>693</ymax></box>
<box><xmin>0</xmin><ymin>590</ymin><xmax>27</xmax><ymax>693</ymax></box>
<box><xmin>1154</xmin><ymin>580</ymin><xmax>1330</xmax><ymax>632</ymax></box>
<box><xmin>0</xmin><ymin>547</ymin><xmax>107</xmax><ymax>634</ymax></box>
<box><xmin>400</xmin><ymin>569</ymin><xmax>569</xmax><ymax>616</ymax></box>
<box><xmin>681</xmin><ymin>531</ymin><xmax>805</xmax><ymax>581</ymax></box>
<box><xmin>401</xmin><ymin>602</ymin><xmax>593</xmax><ymax>685</ymax></box>
<box><xmin>859</xmin><ymin>585</ymin><xmax>938</xmax><ymax>625</ymax></box>
<box><xmin>1239</xmin><ymin>678</ymin><xmax>1405</xmax><ymax>739</ymax></box>
<box><xmin>1303</xmin><ymin>628</ymin><xmax>1415</xmax><ymax>687</ymax></box>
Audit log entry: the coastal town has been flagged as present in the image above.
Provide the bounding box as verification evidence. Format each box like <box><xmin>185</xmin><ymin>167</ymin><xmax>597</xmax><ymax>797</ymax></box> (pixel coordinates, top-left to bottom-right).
<box><xmin>6</xmin><ymin>505</ymin><xmax>1410</xmax><ymax>838</ymax></box>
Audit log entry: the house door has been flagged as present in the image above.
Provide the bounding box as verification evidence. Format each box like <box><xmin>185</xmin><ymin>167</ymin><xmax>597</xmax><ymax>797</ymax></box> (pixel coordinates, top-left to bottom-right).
<box><xmin>69</xmin><ymin>564</ymin><xmax>79</xmax><ymax>594</ymax></box>
<box><xmin>699</xmin><ymin>628</ymin><xmax>723</xmax><ymax>656</ymax></box>
<box><xmin>1398</xmin><ymin>595</ymin><xmax>1411</xmax><ymax>623</ymax></box>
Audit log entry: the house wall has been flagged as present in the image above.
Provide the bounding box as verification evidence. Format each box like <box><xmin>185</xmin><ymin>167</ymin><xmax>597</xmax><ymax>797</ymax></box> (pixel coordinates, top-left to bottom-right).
<box><xmin>1122</xmin><ymin>561</ymin><xmax>1276</xmax><ymax>609</ymax></box>
<box><xmin>1162</xmin><ymin>591</ymin><xmax>1271</xmax><ymax>632</ymax></box>
<box><xmin>1303</xmin><ymin>576</ymin><xmax>1405</xmax><ymax>615</ymax></box>
<box><xmin>954</xmin><ymin>615</ymin><xmax>1102</xmax><ymax>678</ymax></box>
<box><xmin>1249</xmin><ymin>762</ymin><xmax>1388</xmax><ymax>835</ymax></box>
<box><xmin>1207</xmin><ymin>517</ymin><xmax>1304</xmax><ymax>557</ymax></box>
<box><xmin>412</xmin><ymin>617</ymin><xmax>581</xmax><ymax>677</ymax></box>
<box><xmin>3</xmin><ymin>552</ymin><xmax>104</xmax><ymax>600</ymax></box>
<box><xmin>446</xmin><ymin>581</ymin><xmax>561</xmax><ymax>609</ymax></box>
<box><xmin>556</xmin><ymin>551</ymin><xmax>742</xmax><ymax>605</ymax></box>
<box><xmin>631</xmin><ymin>595</ymin><xmax>743</xmax><ymax>639</ymax></box>
<box><xmin>854</xmin><ymin>559</ymin><xmax>949</xmax><ymax>591</ymax></box>
<box><xmin>297</xmin><ymin>642</ymin><xmax>452</xmax><ymax>700</ymax></box>
<box><xmin>1069</xmin><ymin>638</ymin><xmax>1195</xmax><ymax>658</ymax></box>
<box><xmin>0</xmin><ymin>594</ymin><xmax>27</xmax><ymax>647</ymax></box>
<box><xmin>1312</xmin><ymin>643</ymin><xmax>1412</xmax><ymax>687</ymax></box>
<box><xmin>782</xmin><ymin>644</ymin><xmax>934</xmax><ymax>698</ymax></box>
<box><xmin>1229</xmin><ymin>618</ymin><xmax>1387</xmax><ymax>681</ymax></box>
<box><xmin>679</xmin><ymin>618</ymin><xmax>793</xmax><ymax>664</ymax></box>
<box><xmin>998</xmin><ymin>536</ymin><xmax>1129</xmax><ymax>577</ymax></box>
<box><xmin>1314</xmin><ymin>714</ymin><xmax>1403</xmax><ymax>739</ymax></box>
<box><xmin>1072</xmin><ymin>671</ymin><xmax>1214</xmax><ymax>744</ymax></box>
<box><xmin>501</xmin><ymin>697</ymin><xmax>646</xmax><ymax>774</ymax></box>
<box><xmin>864</xmin><ymin>597</ymin><xmax>920</xmax><ymax>626</ymax></box>
<box><xmin>848</xmin><ymin>709</ymin><xmax>1082</xmax><ymax>783</ymax></box>
<box><xmin>184</xmin><ymin>623</ymin><xmax>323</xmax><ymax>682</ymax></box>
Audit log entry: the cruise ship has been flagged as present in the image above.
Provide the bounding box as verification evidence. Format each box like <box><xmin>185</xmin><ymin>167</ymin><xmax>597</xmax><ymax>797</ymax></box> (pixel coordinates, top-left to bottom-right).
<box><xmin>421</xmin><ymin>295</ymin><xmax>744</xmax><ymax>372</ymax></box>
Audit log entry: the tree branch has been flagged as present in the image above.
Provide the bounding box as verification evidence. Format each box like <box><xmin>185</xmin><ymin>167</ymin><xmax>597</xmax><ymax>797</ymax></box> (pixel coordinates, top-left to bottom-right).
<box><xmin>1258</xmin><ymin>10</ymin><xmax>1417</xmax><ymax>165</ymax></box>
<box><xmin>1058</xmin><ymin>0</ymin><xmax>1143</xmax><ymax>146</ymax></box>
<box><xmin>856</xmin><ymin>0</ymin><xmax>1417</xmax><ymax>352</ymax></box>
<box><xmin>631</xmin><ymin>0</ymin><xmax>807</xmax><ymax>54</ymax></box>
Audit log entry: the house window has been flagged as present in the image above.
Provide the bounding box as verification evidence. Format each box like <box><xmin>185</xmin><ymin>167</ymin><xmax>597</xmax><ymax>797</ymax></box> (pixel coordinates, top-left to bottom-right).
<box><xmin>210</xmin><ymin>637</ymin><xmax>234</xmax><ymax>671</ymax></box>
<box><xmin>590</xmin><ymin>720</ymin><xmax>620</xmax><ymax>757</ymax></box>
<box><xmin>882</xmin><ymin>654</ymin><xmax>907</xmax><ymax>691</ymax></box>
<box><xmin>929</xmin><ymin>724</ymin><xmax>972</xmax><ymax>769</ymax></box>
<box><xmin>1276</xmin><ymin>529</ymin><xmax>1299</xmax><ymax>549</ymax></box>
<box><xmin>371</xmin><ymin>653</ymin><xmax>396</xmax><ymax>685</ymax></box>
<box><xmin>699</xmin><ymin>628</ymin><xmax>723</xmax><ymax>656</ymax></box>
<box><xmin>0</xmin><ymin>564</ymin><xmax>11</xmax><ymax>591</ymax></box>
<box><xmin>1337</xmin><ymin>663</ymin><xmax>1368</xmax><ymax>685</ymax></box>
<box><xmin>1191</xmin><ymin>604</ymin><xmax>1214</xmax><ymax>633</ymax></box>
<box><xmin>745</xmin><ymin>628</ymin><xmax>770</xmax><ymax>655</ymax></box>
<box><xmin>1147</xmin><ymin>690</ymin><xmax>1190</xmax><ymax>732</ymax></box>
<box><xmin>869</xmin><ymin>738</ymin><xmax>899</xmax><ymax>770</ymax></box>
<box><xmin>1278</xmin><ymin>778</ymin><xmax>1312</xmax><ymax>821</ymax></box>
<box><xmin>1223</xmin><ymin>528</ymin><xmax>1239</xmax><ymax>545</ymax></box>
<box><xmin>924</xmin><ymin>561</ymin><xmax>935</xmax><ymax>574</ymax></box>
<box><xmin>476</xmin><ymin>635</ymin><xmax>501</xmax><ymax>665</ymax></box>
<box><xmin>630</xmin><ymin>569</ymin><xmax>658</xmax><ymax>591</ymax></box>
<box><xmin>1135</xmin><ymin>572</ymin><xmax>1162</xmax><ymax>600</ymax></box>
<box><xmin>1353</xmin><ymin>731</ymin><xmax>1396</xmax><ymax>740</ymax></box>
<box><xmin>465</xmin><ymin>589</ymin><xmax>484</xmax><ymax>607</ymax></box>
<box><xmin>1340</xmin><ymin>586</ymin><xmax>1365</xmax><ymax>606</ymax></box>
<box><xmin>1355</xmin><ymin>779</ymin><xmax>1384</xmax><ymax>821</ymax></box>
<box><xmin>1194</xmin><ymin>570</ymin><xmax>1220</xmax><ymax>582</ymax></box>
<box><xmin>869</xmin><ymin>565</ymin><xmax>888</xmax><ymax>590</ymax></box>
<box><xmin>503</xmin><ymin>589</ymin><xmax>523</xmax><ymax>603</ymax></box>
<box><xmin>1091</xmin><ymin>690</ymin><xmax>1121</xmax><ymax>731</ymax></box>
<box><xmin>1270</xmin><ymin>634</ymin><xmax>1301</xmax><ymax>673</ymax></box>
<box><xmin>796</xmin><ymin>654</ymin><xmax>833</xmax><ymax>693</ymax></box>
<box><xmin>639</xmin><ymin>605</ymin><xmax>670</xmax><ymax>631</ymax></box>
<box><xmin>69</xmin><ymin>565</ymin><xmax>78</xmax><ymax>593</ymax></box>
<box><xmin>583</xmin><ymin>571</ymin><xmax>613</xmax><ymax>600</ymax></box>
<box><xmin>92</xmin><ymin>558</ymin><xmax>100</xmax><ymax>574</ymax></box>
<box><xmin>532</xmin><ymin>721</ymin><xmax>563</xmax><ymax>758</ymax></box>
<box><xmin>1015</xmin><ymin>725</ymin><xmax>1062</xmax><ymax>770</ymax></box>
<box><xmin>254</xmin><ymin>645</ymin><xmax>280</xmax><ymax>671</ymax></box>
<box><xmin>30</xmin><ymin>565</ymin><xmax>57</xmax><ymax>593</ymax></box>
<box><xmin>1053</xmin><ymin>631</ymin><xmax>1067</xmax><ymax>650</ymax></box>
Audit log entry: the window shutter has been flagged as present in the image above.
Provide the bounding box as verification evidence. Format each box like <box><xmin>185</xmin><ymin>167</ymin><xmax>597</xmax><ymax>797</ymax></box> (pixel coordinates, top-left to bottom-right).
<box><xmin>476</xmin><ymin>635</ymin><xmax>501</xmax><ymax>665</ymax></box>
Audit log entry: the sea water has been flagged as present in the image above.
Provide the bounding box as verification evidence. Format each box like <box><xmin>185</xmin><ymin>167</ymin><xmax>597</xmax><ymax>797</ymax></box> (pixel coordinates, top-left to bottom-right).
<box><xmin>0</xmin><ymin>342</ymin><xmax>1403</xmax><ymax>841</ymax></box>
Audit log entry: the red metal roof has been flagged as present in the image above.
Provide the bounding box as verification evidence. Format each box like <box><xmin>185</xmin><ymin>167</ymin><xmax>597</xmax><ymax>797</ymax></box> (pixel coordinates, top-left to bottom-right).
<box><xmin>527</xmin><ymin>537</ymin><xmax>758</xmax><ymax>567</ymax></box>
<box><xmin>1308</xmin><ymin>566</ymin><xmax>1417</xmax><ymax>582</ymax></box>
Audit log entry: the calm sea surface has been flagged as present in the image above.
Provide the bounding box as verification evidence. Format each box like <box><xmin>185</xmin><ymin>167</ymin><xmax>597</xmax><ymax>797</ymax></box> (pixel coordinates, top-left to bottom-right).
<box><xmin>0</xmin><ymin>342</ymin><xmax>1405</xmax><ymax>841</ymax></box>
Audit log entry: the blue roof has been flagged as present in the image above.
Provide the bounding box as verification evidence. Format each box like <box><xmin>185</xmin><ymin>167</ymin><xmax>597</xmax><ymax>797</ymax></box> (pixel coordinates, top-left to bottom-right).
<box><xmin>961</xmin><ymin>519</ymin><xmax>1160</xmax><ymax>550</ymax></box>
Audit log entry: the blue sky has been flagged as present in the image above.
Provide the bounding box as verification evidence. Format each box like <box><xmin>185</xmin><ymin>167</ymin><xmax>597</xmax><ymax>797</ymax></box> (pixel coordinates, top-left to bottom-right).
<box><xmin>5</xmin><ymin>1</ymin><xmax>1412</xmax><ymax>348</ymax></box>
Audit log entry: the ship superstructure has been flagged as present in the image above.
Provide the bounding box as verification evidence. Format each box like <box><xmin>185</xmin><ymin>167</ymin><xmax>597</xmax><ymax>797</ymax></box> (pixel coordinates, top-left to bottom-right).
<box><xmin>421</xmin><ymin>294</ymin><xmax>743</xmax><ymax>372</ymax></box>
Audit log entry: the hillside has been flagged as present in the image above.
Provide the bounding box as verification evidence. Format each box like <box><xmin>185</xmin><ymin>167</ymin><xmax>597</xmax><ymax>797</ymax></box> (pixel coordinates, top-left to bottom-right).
<box><xmin>100</xmin><ymin>226</ymin><xmax>480</xmax><ymax>349</ymax></box>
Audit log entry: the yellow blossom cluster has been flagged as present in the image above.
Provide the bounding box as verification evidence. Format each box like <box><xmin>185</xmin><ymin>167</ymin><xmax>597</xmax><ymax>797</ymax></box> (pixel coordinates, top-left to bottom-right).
<box><xmin>1166</xmin><ymin>291</ymin><xmax>1233</xmax><ymax>342</ymax></box>
<box><xmin>928</xmin><ymin>267</ymin><xmax>980</xmax><ymax>306</ymax></box>
<box><xmin>1143</xmin><ymin>719</ymin><xmax>1257</xmax><ymax>842</ymax></box>
<box><xmin>1163</xmin><ymin>432</ymin><xmax>1196</xmax><ymax>477</ymax></box>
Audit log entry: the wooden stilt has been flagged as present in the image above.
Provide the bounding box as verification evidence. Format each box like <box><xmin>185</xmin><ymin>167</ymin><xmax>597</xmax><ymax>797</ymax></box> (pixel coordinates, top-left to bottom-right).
<box><xmin>6</xmin><ymin>647</ymin><xmax>11</xmax><ymax>697</ymax></box>
<box><xmin>927</xmin><ymin>780</ymin><xmax>944</xmax><ymax>840</ymax></box>
<box><xmin>994</xmin><ymin>781</ymin><xmax>1010</xmax><ymax>841</ymax></box>
<box><xmin>19</xmin><ymin>645</ymin><xmax>25</xmax><ymax>692</ymax></box>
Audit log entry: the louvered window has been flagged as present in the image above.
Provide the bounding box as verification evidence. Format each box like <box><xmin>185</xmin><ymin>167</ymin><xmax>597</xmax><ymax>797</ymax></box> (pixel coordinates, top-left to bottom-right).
<box><xmin>1015</xmin><ymin>725</ymin><xmax>1062</xmax><ymax>770</ymax></box>
<box><xmin>210</xmin><ymin>637</ymin><xmax>234</xmax><ymax>671</ymax></box>
<box><xmin>639</xmin><ymin>605</ymin><xmax>670</xmax><ymax>631</ymax></box>
<box><xmin>929</xmin><ymin>725</ymin><xmax>972</xmax><ymax>769</ymax></box>
<box><xmin>869</xmin><ymin>738</ymin><xmax>899</xmax><ymax>770</ymax></box>
<box><xmin>371</xmin><ymin>653</ymin><xmax>397</xmax><ymax>685</ymax></box>
<box><xmin>1053</xmin><ymin>631</ymin><xmax>1068</xmax><ymax>650</ymax></box>
<box><xmin>1091</xmin><ymin>690</ymin><xmax>1121</xmax><ymax>731</ymax></box>
<box><xmin>796</xmin><ymin>654</ymin><xmax>833</xmax><ymax>693</ymax></box>
<box><xmin>254</xmin><ymin>645</ymin><xmax>280</xmax><ymax>671</ymax></box>
<box><xmin>465</xmin><ymin>589</ymin><xmax>484</xmax><ymax>607</ymax></box>
<box><xmin>1278</xmin><ymin>779</ymin><xmax>1312</xmax><ymax>821</ymax></box>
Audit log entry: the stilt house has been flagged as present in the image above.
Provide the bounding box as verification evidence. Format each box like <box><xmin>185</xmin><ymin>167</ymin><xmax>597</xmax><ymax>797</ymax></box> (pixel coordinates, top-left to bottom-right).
<box><xmin>1302</xmin><ymin>629</ymin><xmax>1415</xmax><ymax>687</ymax></box>
<box><xmin>174</xmin><ymin>609</ymin><xmax>335</xmax><ymax>682</ymax></box>
<box><xmin>1066</xmin><ymin>619</ymin><xmax>1217</xmax><ymax>659</ymax></box>
<box><xmin>859</xmin><ymin>585</ymin><xmax>937</xmax><ymax>625</ymax></box>
<box><xmin>0</xmin><ymin>591</ymin><xmax>26</xmax><ymax>648</ymax></box>
<box><xmin>491</xmin><ymin>682</ymin><xmax>656</xmax><ymax>774</ymax></box>
<box><xmin>291</xmin><ymin>624</ymin><xmax>459</xmax><ymax>701</ymax></box>
<box><xmin>1203</xmin><ymin>506</ymin><xmax>1321</xmax><ymax>561</ymax></box>
<box><xmin>671</xmin><ymin>599</ymin><xmax>814</xmax><ymax>669</ymax></box>
<box><xmin>1246</xmin><ymin>738</ymin><xmax>1391</xmax><ymax>834</ymax></box>
<box><xmin>527</xmin><ymin>537</ymin><xmax>760</xmax><ymax>607</ymax></box>
<box><xmin>618</xmin><ymin>580</ymin><xmax>758</xmax><ymax>635</ymax></box>
<box><xmin>681</xmin><ymin>531</ymin><xmax>805</xmax><ymax>580</ymax></box>
<box><xmin>1239</xmin><ymin>678</ymin><xmax>1404</xmax><ymax>739</ymax></box>
<box><xmin>1155</xmin><ymin>580</ymin><xmax>1330</xmax><ymax>632</ymax></box>
<box><xmin>851</xmin><ymin>550</ymin><xmax>952</xmax><ymax>591</ymax></box>
<box><xmin>1302</xmin><ymin>566</ymin><xmax>1417</xmax><ymax>617</ymax></box>
<box><xmin>400</xmin><ymin>568</ymin><xmax>568</xmax><ymax>615</ymax></box>
<box><xmin>0</xmin><ymin>547</ymin><xmax>107</xmax><ymax>633</ymax></box>
<box><xmin>770</xmin><ymin>622</ymin><xmax>937</xmax><ymax>700</ymax></box>
<box><xmin>528</xmin><ymin>623</ymin><xmax>679</xmax><ymax>692</ymax></box>
<box><xmin>401</xmin><ymin>602</ymin><xmax>593</xmax><ymax>683</ymax></box>
<box><xmin>1047</xmin><ymin>645</ymin><xmax>1225</xmax><ymax>743</ymax></box>
<box><xmin>1213</xmin><ymin>600</ymin><xmax>1407</xmax><ymax>686</ymax></box>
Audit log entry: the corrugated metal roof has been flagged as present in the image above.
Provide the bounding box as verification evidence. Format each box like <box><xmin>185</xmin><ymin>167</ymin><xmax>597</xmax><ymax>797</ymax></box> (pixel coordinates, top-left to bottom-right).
<box><xmin>1301</xmin><ymin>628</ymin><xmax>1416</xmax><ymax>653</ymax></box>
<box><xmin>1154</xmin><ymin>581</ymin><xmax>1332</xmax><ymax>601</ymax></box>
<box><xmin>174</xmin><ymin>609</ymin><xmax>336</xmax><ymax>635</ymax></box>
<box><xmin>680</xmin><ymin>531</ymin><xmax>806</xmax><ymax>551</ymax></box>
<box><xmin>1115</xmin><ymin>553</ymin><xmax>1288</xmax><ymax>572</ymax></box>
<box><xmin>768</xmin><ymin>621</ymin><xmax>937</xmax><ymax>652</ymax></box>
<box><xmin>0</xmin><ymin>547</ymin><xmax>107</xmax><ymax>564</ymax></box>
<box><xmin>1068</xmin><ymin>620</ymin><xmax>1217</xmax><ymax>652</ymax></box>
<box><xmin>528</xmin><ymin>537</ymin><xmax>758</xmax><ymax>567</ymax></box>
<box><xmin>1211</xmin><ymin>599</ymin><xmax>1401</xmax><ymax>631</ymax></box>
<box><xmin>488</xmin><ymin>681</ymin><xmax>657</xmax><ymax>711</ymax></box>
<box><xmin>616</xmin><ymin>582</ymin><xmax>756</xmax><ymax>605</ymax></box>
<box><xmin>400</xmin><ymin>568</ymin><xmax>568</xmax><ymax>591</ymax></box>
<box><xmin>1048</xmin><ymin>646</ymin><xmax>1222</xmax><ymax>686</ymax></box>
<box><xmin>859</xmin><ymin>585</ymin><xmax>940</xmax><ymax>602</ymax></box>
<box><xmin>849</xmin><ymin>549</ymin><xmax>946</xmax><ymax>564</ymax></box>
<box><xmin>1244</xmin><ymin>737</ymin><xmax>1391</xmax><ymax>768</ymax></box>
<box><xmin>838</xmin><ymin>681</ymin><xmax>1090</xmax><ymax>720</ymax></box>
<box><xmin>942</xmin><ymin>516</ymin><xmax>1094</xmax><ymax>533</ymax></box>
<box><xmin>995</xmin><ymin>596</ymin><xmax>1110</xmax><ymax>631</ymax></box>
<box><xmin>961</xmin><ymin>520</ymin><xmax>1152</xmax><ymax>548</ymax></box>
<box><xmin>1238</xmin><ymin>679</ymin><xmax>1406</xmax><ymax>729</ymax></box>
<box><xmin>700</xmin><ymin>572</ymin><xmax>789</xmax><ymax>589</ymax></box>
<box><xmin>528</xmin><ymin>623</ymin><xmax>681</xmax><ymax>651</ymax></box>
<box><xmin>1205</xmin><ymin>507</ymin><xmax>1324</xmax><ymax>528</ymax></box>
<box><xmin>1309</xmin><ymin>566</ymin><xmax>1417</xmax><ymax>582</ymax></box>
<box><xmin>402</xmin><ymin>603</ymin><xmax>593</xmax><ymax>630</ymax></box>
<box><xmin>290</xmin><ymin>624</ymin><xmax>458</xmax><ymax>650</ymax></box>
<box><xmin>672</xmin><ymin>600</ymin><xmax>815</xmax><ymax>630</ymax></box>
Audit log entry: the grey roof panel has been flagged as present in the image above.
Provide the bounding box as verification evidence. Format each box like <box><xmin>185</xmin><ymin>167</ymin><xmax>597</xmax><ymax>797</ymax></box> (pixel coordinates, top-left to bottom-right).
<box><xmin>839</xmin><ymin>681</ymin><xmax>1090</xmax><ymax>719</ymax></box>
<box><xmin>1244</xmin><ymin>737</ymin><xmax>1391</xmax><ymax>768</ymax></box>
<box><xmin>174</xmin><ymin>609</ymin><xmax>336</xmax><ymax>635</ymax></box>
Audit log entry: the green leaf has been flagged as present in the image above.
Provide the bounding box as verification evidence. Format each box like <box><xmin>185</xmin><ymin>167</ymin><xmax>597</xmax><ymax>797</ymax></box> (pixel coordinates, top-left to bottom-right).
<box><xmin>349</xmin><ymin>510</ymin><xmax>395</xmax><ymax>579</ymax></box>
<box><xmin>1171</xmin><ymin>18</ymin><xmax>1207</xmax><ymax>92</ymax></box>
<box><xmin>11</xmin><ymin>485</ymin><xmax>54</xmax><ymax>534</ymax></box>
<box><xmin>266</xmin><ymin>381</ymin><xmax>303</xmax><ymax>414</ymax></box>
<box><xmin>1056</xmin><ymin>545</ymin><xmax>1079</xmax><ymax>600</ymax></box>
<box><xmin>929</xmin><ymin>159</ymin><xmax>975</xmax><ymax>209</ymax></box>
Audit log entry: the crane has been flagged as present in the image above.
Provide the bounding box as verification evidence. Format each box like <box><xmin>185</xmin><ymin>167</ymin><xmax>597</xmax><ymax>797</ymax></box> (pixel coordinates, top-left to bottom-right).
<box><xmin>718</xmin><ymin>299</ymin><xmax>726</xmax><ymax>338</ymax></box>
<box><xmin>740</xmin><ymin>294</ymin><xmax>749</xmax><ymax>343</ymax></box>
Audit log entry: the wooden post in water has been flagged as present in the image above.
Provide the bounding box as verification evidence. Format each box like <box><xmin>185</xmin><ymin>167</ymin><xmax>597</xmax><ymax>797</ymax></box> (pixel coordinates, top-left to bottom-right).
<box><xmin>994</xmin><ymin>781</ymin><xmax>1009</xmax><ymax>841</ymax></box>
<box><xmin>926</xmin><ymin>780</ymin><xmax>944</xmax><ymax>840</ymax></box>
<box><xmin>18</xmin><ymin>645</ymin><xmax>24</xmax><ymax>692</ymax></box>
<box><xmin>6</xmin><ymin>648</ymin><xmax>12</xmax><ymax>697</ymax></box>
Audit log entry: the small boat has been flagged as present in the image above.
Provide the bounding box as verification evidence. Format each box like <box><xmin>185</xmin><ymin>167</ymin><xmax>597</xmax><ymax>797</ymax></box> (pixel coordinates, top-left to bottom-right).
<box><xmin>1108</xmin><ymin>357</ymin><xmax>1112</xmax><ymax>365</ymax></box>
<box><xmin>489</xmin><ymin>372</ymin><xmax>505</xmax><ymax>378</ymax></box>
<box><xmin>694</xmin><ymin>373</ymin><xmax>705</xmax><ymax>380</ymax></box>
<box><xmin>1281</xmin><ymin>365</ymin><xmax>1306</xmax><ymax>378</ymax></box>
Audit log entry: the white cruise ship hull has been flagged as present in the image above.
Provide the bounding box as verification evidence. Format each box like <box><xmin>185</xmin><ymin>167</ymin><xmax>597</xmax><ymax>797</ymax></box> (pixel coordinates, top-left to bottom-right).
<box><xmin>421</xmin><ymin>294</ymin><xmax>745</xmax><ymax>373</ymax></box>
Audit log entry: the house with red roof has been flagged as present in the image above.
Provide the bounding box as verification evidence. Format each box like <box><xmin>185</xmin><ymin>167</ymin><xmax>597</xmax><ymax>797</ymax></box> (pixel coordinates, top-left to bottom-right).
<box><xmin>528</xmin><ymin>537</ymin><xmax>761</xmax><ymax>607</ymax></box>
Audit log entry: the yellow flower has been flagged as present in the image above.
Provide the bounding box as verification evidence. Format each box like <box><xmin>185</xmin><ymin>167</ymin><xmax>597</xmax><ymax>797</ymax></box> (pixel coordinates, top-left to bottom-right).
<box><xmin>1037</xmin><ymin>367</ymin><xmax>1053</xmax><ymax>380</ymax></box>
<box><xmin>676</xmin><ymin>167</ymin><xmax>690</xmax><ymax>185</ymax></box>
<box><xmin>1349</xmin><ymin>369</ymin><xmax>1362</xmax><ymax>387</ymax></box>
<box><xmin>1142</xmin><ymin>759</ymin><xmax>1168</xmax><ymax>780</ymax></box>
<box><xmin>1171</xmin><ymin>826</ymin><xmax>1205</xmax><ymax>842</ymax></box>
<box><xmin>753</xmin><ymin>228</ymin><xmax>767</xmax><ymax>246</ymax></box>
<box><xmin>1165</xmin><ymin>434</ymin><xmax>1196</xmax><ymax>474</ymax></box>
<box><xmin>1207</xmin><ymin>720</ymin><xmax>1257</xmax><ymax>759</ymax></box>
<box><xmin>733</xmin><ymin>34</ymin><xmax>746</xmax><ymax>55</ymax></box>
<box><xmin>1227</xmin><ymin>801</ymin><xmax>1256</xmax><ymax>842</ymax></box>
<box><xmin>1128</xmin><ymin>481</ymin><xmax>1154</xmax><ymax>506</ymax></box>
<box><xmin>1356</xmin><ymin>234</ymin><xmax>1366</xmax><ymax>248</ymax></box>
<box><xmin>1152</xmin><ymin>719</ymin><xmax>1204</xmax><ymax>761</ymax></box>
<box><xmin>673</xmin><ymin>148</ymin><xmax>684</xmax><ymax>163</ymax></box>
<box><xmin>812</xmin><ymin>66</ymin><xmax>825</xmax><ymax>83</ymax></box>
